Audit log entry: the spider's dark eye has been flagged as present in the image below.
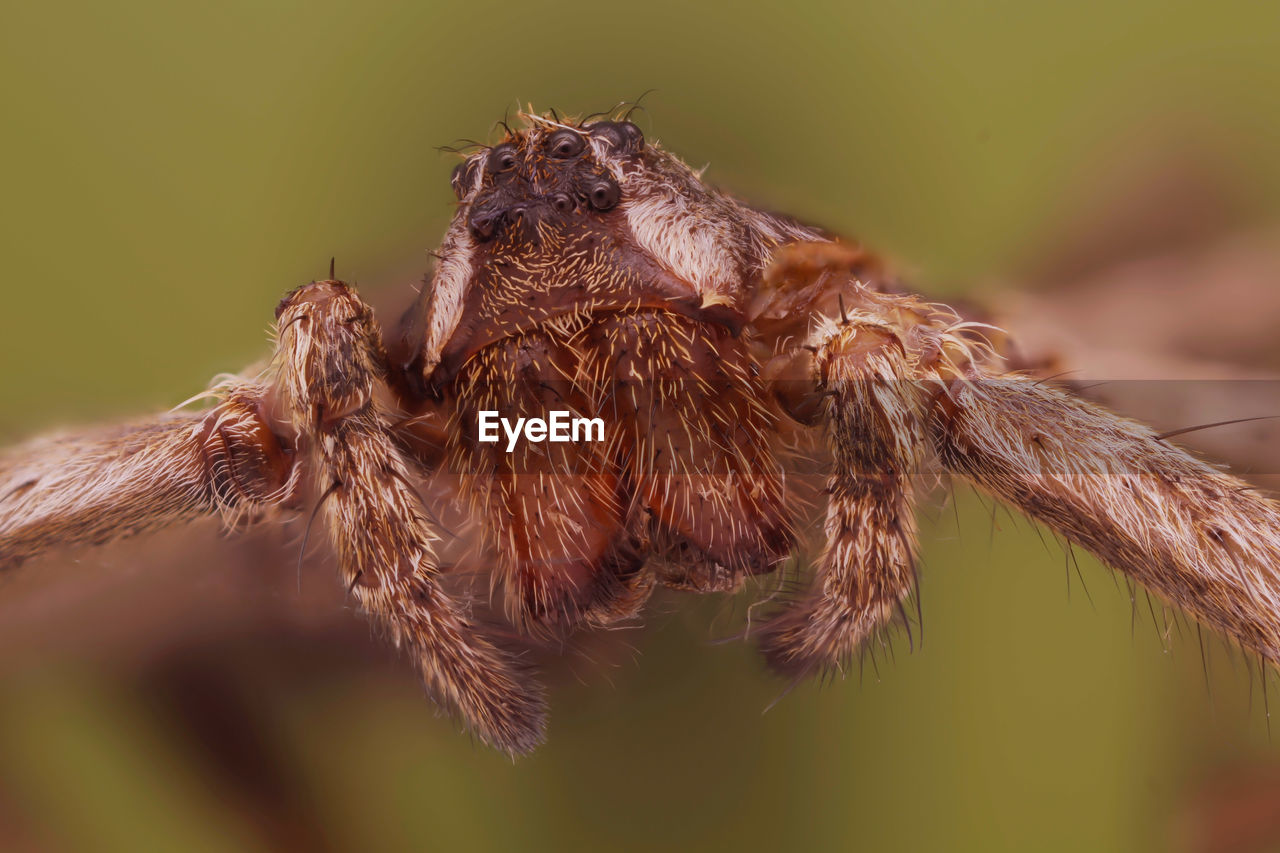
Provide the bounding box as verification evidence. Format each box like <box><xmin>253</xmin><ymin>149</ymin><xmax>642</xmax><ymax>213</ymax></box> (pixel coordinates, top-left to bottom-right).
<box><xmin>488</xmin><ymin>144</ymin><xmax>518</xmax><ymax>173</ymax></box>
<box><xmin>450</xmin><ymin>160</ymin><xmax>479</xmax><ymax>200</ymax></box>
<box><xmin>586</xmin><ymin>121</ymin><xmax>644</xmax><ymax>155</ymax></box>
<box><xmin>587</xmin><ymin>179</ymin><xmax>620</xmax><ymax>211</ymax></box>
<box><xmin>547</xmin><ymin>130</ymin><xmax>585</xmax><ymax>159</ymax></box>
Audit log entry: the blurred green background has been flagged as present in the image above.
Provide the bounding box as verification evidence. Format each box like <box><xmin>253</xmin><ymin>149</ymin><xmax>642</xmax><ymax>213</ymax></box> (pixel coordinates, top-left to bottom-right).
<box><xmin>4</xmin><ymin>1</ymin><xmax>1280</xmax><ymax>851</ymax></box>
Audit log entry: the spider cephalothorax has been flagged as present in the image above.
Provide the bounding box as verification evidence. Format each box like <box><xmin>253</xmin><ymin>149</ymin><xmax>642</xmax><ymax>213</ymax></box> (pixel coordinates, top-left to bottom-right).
<box><xmin>6</xmin><ymin>108</ymin><xmax>1280</xmax><ymax>756</ymax></box>
<box><xmin>404</xmin><ymin>113</ymin><xmax>825</xmax><ymax>386</ymax></box>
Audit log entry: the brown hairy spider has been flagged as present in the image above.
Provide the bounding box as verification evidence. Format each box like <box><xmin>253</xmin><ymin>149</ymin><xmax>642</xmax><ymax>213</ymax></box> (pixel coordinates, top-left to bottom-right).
<box><xmin>4</xmin><ymin>108</ymin><xmax>1280</xmax><ymax>756</ymax></box>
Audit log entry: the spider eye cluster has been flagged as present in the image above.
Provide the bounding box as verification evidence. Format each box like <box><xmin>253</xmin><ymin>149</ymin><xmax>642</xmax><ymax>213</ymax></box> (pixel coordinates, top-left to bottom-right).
<box><xmin>449</xmin><ymin>119</ymin><xmax>646</xmax><ymax>204</ymax></box>
<box><xmin>454</xmin><ymin>115</ymin><xmax>648</xmax><ymax>241</ymax></box>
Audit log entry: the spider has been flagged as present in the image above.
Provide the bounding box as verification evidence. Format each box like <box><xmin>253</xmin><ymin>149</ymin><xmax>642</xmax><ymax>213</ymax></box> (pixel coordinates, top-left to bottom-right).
<box><xmin>4</xmin><ymin>108</ymin><xmax>1280</xmax><ymax>756</ymax></box>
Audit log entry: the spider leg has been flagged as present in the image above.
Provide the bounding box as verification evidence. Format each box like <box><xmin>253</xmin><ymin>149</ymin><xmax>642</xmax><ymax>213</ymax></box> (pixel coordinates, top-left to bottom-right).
<box><xmin>275</xmin><ymin>279</ymin><xmax>546</xmax><ymax>755</ymax></box>
<box><xmin>932</xmin><ymin>369</ymin><xmax>1280</xmax><ymax>663</ymax></box>
<box><xmin>778</xmin><ymin>284</ymin><xmax>1280</xmax><ymax>668</ymax></box>
<box><xmin>0</xmin><ymin>382</ymin><xmax>294</xmax><ymax>569</ymax></box>
<box><xmin>758</xmin><ymin>316</ymin><xmax>926</xmax><ymax>677</ymax></box>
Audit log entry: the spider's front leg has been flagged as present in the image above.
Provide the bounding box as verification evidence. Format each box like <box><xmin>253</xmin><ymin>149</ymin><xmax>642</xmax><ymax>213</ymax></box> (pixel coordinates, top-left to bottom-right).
<box><xmin>0</xmin><ymin>382</ymin><xmax>295</xmax><ymax>569</ymax></box>
<box><xmin>758</xmin><ymin>314</ymin><xmax>928</xmax><ymax>676</ymax></box>
<box><xmin>274</xmin><ymin>280</ymin><xmax>546</xmax><ymax>755</ymax></box>
<box><xmin>760</xmin><ymin>260</ymin><xmax>1280</xmax><ymax>674</ymax></box>
<box><xmin>931</xmin><ymin>365</ymin><xmax>1280</xmax><ymax>662</ymax></box>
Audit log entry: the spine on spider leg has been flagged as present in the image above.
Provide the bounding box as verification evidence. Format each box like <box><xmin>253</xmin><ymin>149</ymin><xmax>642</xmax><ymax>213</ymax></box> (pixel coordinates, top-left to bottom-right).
<box><xmin>275</xmin><ymin>280</ymin><xmax>546</xmax><ymax>755</ymax></box>
<box><xmin>0</xmin><ymin>385</ymin><xmax>293</xmax><ymax>569</ymax></box>
<box><xmin>759</xmin><ymin>317</ymin><xmax>927</xmax><ymax>677</ymax></box>
<box><xmin>932</xmin><ymin>373</ymin><xmax>1280</xmax><ymax>661</ymax></box>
